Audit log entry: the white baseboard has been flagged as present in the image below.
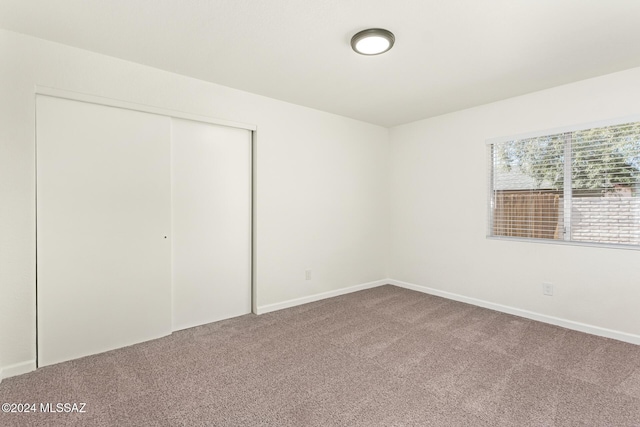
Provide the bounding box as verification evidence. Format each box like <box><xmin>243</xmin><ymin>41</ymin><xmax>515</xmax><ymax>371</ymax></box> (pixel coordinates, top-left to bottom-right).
<box><xmin>388</xmin><ymin>279</ymin><xmax>640</xmax><ymax>346</ymax></box>
<box><xmin>0</xmin><ymin>360</ymin><xmax>36</xmax><ymax>383</ymax></box>
<box><xmin>256</xmin><ymin>279</ymin><xmax>389</xmax><ymax>315</ymax></box>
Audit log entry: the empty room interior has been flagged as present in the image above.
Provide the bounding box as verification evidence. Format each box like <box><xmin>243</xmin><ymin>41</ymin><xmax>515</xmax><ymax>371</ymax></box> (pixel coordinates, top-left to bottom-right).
<box><xmin>2</xmin><ymin>1</ymin><xmax>640</xmax><ymax>426</ymax></box>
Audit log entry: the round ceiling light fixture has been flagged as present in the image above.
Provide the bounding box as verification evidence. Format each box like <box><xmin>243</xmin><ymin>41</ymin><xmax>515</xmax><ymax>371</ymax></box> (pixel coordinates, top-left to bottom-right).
<box><xmin>351</xmin><ymin>28</ymin><xmax>395</xmax><ymax>55</ymax></box>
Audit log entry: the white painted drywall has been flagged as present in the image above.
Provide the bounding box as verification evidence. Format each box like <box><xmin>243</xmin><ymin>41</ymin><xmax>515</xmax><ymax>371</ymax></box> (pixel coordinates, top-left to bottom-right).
<box><xmin>389</xmin><ymin>67</ymin><xmax>640</xmax><ymax>338</ymax></box>
<box><xmin>0</xmin><ymin>29</ymin><xmax>389</xmax><ymax>377</ymax></box>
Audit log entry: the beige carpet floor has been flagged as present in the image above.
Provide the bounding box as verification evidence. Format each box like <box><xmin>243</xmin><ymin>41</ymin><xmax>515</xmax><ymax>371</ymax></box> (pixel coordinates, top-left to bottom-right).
<box><xmin>2</xmin><ymin>285</ymin><xmax>640</xmax><ymax>426</ymax></box>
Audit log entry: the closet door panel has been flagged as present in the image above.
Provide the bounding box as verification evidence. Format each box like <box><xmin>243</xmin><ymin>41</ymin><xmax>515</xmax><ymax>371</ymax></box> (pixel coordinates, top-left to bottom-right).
<box><xmin>171</xmin><ymin>119</ymin><xmax>251</xmax><ymax>331</ymax></box>
<box><xmin>36</xmin><ymin>96</ymin><xmax>172</xmax><ymax>367</ymax></box>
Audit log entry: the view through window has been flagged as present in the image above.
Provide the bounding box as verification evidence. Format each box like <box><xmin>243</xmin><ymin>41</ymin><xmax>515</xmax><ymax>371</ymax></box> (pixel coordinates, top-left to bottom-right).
<box><xmin>488</xmin><ymin>121</ymin><xmax>640</xmax><ymax>247</ymax></box>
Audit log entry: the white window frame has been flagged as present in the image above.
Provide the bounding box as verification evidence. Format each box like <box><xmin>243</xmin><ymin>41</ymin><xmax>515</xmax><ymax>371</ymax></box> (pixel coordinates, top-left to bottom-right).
<box><xmin>486</xmin><ymin>115</ymin><xmax>640</xmax><ymax>251</ymax></box>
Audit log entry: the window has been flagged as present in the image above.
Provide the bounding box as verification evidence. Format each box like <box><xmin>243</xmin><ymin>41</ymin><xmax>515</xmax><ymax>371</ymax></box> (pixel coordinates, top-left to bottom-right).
<box><xmin>488</xmin><ymin>120</ymin><xmax>640</xmax><ymax>248</ymax></box>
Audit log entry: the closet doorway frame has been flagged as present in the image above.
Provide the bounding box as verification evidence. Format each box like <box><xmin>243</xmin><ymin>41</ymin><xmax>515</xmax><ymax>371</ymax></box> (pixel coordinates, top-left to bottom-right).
<box><xmin>34</xmin><ymin>85</ymin><xmax>258</xmax><ymax>367</ymax></box>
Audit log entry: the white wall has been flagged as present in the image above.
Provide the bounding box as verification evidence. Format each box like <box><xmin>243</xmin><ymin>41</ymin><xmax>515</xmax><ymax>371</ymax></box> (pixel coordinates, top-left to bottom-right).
<box><xmin>0</xmin><ymin>29</ymin><xmax>389</xmax><ymax>377</ymax></box>
<box><xmin>389</xmin><ymin>66</ymin><xmax>640</xmax><ymax>342</ymax></box>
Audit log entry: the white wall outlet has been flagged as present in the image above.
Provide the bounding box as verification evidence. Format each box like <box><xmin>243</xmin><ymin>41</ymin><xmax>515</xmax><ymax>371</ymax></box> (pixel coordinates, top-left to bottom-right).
<box><xmin>305</xmin><ymin>269</ymin><xmax>312</xmax><ymax>281</ymax></box>
<box><xmin>543</xmin><ymin>282</ymin><xmax>553</xmax><ymax>296</ymax></box>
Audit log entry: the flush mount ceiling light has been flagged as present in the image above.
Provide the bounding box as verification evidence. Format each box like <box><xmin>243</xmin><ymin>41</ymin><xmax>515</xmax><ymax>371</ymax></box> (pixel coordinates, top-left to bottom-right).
<box><xmin>351</xmin><ymin>28</ymin><xmax>395</xmax><ymax>55</ymax></box>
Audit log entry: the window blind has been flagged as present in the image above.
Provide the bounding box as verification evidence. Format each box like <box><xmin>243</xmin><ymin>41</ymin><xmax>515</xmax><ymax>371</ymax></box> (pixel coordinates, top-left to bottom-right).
<box><xmin>488</xmin><ymin>121</ymin><xmax>640</xmax><ymax>248</ymax></box>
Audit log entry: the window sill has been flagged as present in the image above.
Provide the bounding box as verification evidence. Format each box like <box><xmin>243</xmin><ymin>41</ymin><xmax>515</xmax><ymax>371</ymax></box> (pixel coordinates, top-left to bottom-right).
<box><xmin>486</xmin><ymin>235</ymin><xmax>640</xmax><ymax>251</ymax></box>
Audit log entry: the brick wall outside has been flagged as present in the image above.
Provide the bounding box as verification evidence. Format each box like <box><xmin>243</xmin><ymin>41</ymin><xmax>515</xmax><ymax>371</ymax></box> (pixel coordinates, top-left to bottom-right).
<box><xmin>571</xmin><ymin>197</ymin><xmax>640</xmax><ymax>245</ymax></box>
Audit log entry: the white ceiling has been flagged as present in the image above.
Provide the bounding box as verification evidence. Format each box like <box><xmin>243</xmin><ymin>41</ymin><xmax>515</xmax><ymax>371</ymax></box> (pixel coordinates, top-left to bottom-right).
<box><xmin>2</xmin><ymin>0</ymin><xmax>640</xmax><ymax>127</ymax></box>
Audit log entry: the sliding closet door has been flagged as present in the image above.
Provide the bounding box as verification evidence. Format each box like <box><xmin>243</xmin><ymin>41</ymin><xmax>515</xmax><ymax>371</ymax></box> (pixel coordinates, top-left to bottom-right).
<box><xmin>36</xmin><ymin>96</ymin><xmax>172</xmax><ymax>367</ymax></box>
<box><xmin>171</xmin><ymin>119</ymin><xmax>251</xmax><ymax>331</ymax></box>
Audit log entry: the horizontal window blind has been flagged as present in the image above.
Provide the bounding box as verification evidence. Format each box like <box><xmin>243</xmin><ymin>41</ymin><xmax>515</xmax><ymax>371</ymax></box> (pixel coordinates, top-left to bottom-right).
<box><xmin>488</xmin><ymin>121</ymin><xmax>640</xmax><ymax>248</ymax></box>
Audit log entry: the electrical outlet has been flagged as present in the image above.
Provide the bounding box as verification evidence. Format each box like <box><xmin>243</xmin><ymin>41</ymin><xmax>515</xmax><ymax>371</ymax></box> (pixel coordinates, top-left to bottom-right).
<box><xmin>305</xmin><ymin>269</ymin><xmax>312</xmax><ymax>281</ymax></box>
<box><xmin>542</xmin><ymin>282</ymin><xmax>553</xmax><ymax>296</ymax></box>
